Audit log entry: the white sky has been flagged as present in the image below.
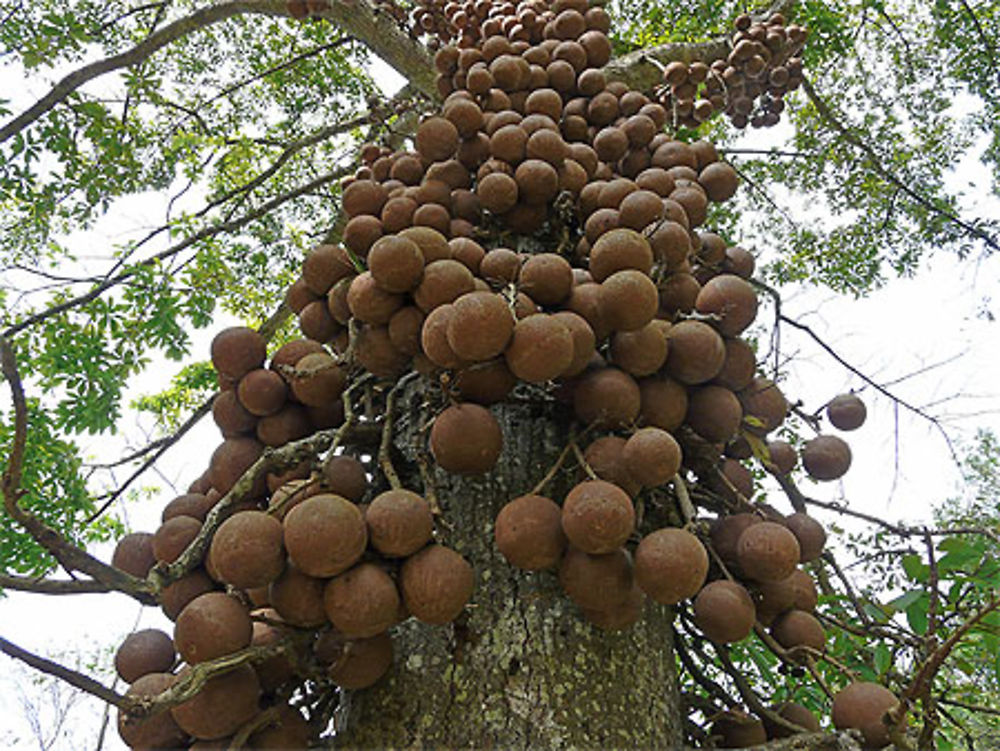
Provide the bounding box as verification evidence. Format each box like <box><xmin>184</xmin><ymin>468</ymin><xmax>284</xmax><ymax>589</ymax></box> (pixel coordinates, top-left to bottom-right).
<box><xmin>1</xmin><ymin>34</ymin><xmax>999</xmax><ymax>751</ymax></box>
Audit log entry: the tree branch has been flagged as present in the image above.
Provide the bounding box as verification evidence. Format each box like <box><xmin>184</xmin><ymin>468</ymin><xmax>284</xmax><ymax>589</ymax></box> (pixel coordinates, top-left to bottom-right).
<box><xmin>0</xmin><ymin>574</ymin><xmax>117</xmax><ymax>595</ymax></box>
<box><xmin>0</xmin><ymin>635</ymin><xmax>126</xmax><ymax>708</ymax></box>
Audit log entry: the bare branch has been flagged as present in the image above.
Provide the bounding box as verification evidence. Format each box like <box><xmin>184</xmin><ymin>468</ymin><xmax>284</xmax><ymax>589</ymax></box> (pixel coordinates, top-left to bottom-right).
<box><xmin>0</xmin><ymin>635</ymin><xmax>126</xmax><ymax>708</ymax></box>
<box><xmin>0</xmin><ymin>574</ymin><xmax>117</xmax><ymax>595</ymax></box>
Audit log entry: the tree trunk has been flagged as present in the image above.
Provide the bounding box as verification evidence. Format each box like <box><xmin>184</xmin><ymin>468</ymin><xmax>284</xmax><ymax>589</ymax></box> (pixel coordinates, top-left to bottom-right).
<box><xmin>331</xmin><ymin>382</ymin><xmax>685</xmax><ymax>748</ymax></box>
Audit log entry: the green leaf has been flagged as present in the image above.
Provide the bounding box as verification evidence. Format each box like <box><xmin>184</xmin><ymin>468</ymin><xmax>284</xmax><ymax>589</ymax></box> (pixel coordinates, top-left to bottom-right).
<box><xmin>886</xmin><ymin>589</ymin><xmax>924</xmax><ymax>612</ymax></box>
<box><xmin>902</xmin><ymin>553</ymin><xmax>928</xmax><ymax>582</ymax></box>
<box><xmin>873</xmin><ymin>643</ymin><xmax>891</xmax><ymax>676</ymax></box>
<box><xmin>906</xmin><ymin>594</ymin><xmax>930</xmax><ymax>636</ymax></box>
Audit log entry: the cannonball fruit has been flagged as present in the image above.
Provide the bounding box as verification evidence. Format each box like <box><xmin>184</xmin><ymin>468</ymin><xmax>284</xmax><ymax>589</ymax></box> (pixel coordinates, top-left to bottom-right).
<box><xmin>832</xmin><ymin>681</ymin><xmax>900</xmax><ymax>748</ymax></box>
<box><xmin>634</xmin><ymin>528</ymin><xmax>708</xmax><ymax>604</ymax></box>
<box><xmin>495</xmin><ymin>494</ymin><xmax>567</xmax><ymax>570</ymax></box>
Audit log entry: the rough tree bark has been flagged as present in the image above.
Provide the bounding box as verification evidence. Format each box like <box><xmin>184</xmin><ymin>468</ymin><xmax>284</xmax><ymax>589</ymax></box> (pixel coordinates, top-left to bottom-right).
<box><xmin>331</xmin><ymin>382</ymin><xmax>686</xmax><ymax>748</ymax></box>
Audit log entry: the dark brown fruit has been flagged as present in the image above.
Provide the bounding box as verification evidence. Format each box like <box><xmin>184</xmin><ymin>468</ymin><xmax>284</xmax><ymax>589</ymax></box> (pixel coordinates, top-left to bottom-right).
<box><xmin>573</xmin><ymin>367</ymin><xmax>641</xmax><ymax>428</ymax></box>
<box><xmin>301</xmin><ymin>244</ymin><xmax>354</xmax><ymax>295</ymax></box>
<box><xmin>581</xmin><ymin>582</ymin><xmax>645</xmax><ymax>632</ymax></box>
<box><xmin>698</xmin><ymin>161</ymin><xmax>740</xmax><ymax>202</ymax></box>
<box><xmin>739</xmin><ymin>377</ymin><xmax>788</xmax><ymax>434</ymax></box>
<box><xmin>237</xmin><ymin>368</ymin><xmax>288</xmax><ymax>417</ymax></box>
<box><xmin>478</xmin><ymin>172</ymin><xmax>519</xmax><ymax>213</ymax></box>
<box><xmin>686</xmin><ymin>385</ymin><xmax>743</xmax><ymax>443</ymax></box>
<box><xmin>634</xmin><ymin>528</ymin><xmax>709</xmax><ymax>604</ymax></box>
<box><xmin>398</xmin><ymin>226</ymin><xmax>452</xmax><ymax>263</ymax></box>
<box><xmin>324</xmin><ymin>563</ymin><xmax>400</xmax><ymax>638</ymax></box>
<box><xmin>326</xmin><ymin>632</ymin><xmax>394</xmax><ymax>689</ymax></box>
<box><xmin>342</xmin><ymin>179</ymin><xmax>388</xmax><ymax>218</ymax></box>
<box><xmin>115</xmin><ymin>629</ymin><xmax>176</xmax><ymax>683</ymax></box>
<box><xmin>400</xmin><ymin>544</ymin><xmax>474</xmax><ymax>625</ymax></box>
<box><xmin>622</xmin><ymin>428</ymin><xmax>682</xmax><ymax>488</ymax></box>
<box><xmin>455</xmin><ymin>359</ymin><xmax>518</xmax><ymax>404</ymax></box>
<box><xmin>368</xmin><ymin>234</ymin><xmax>425</xmax><ymax>293</ymax></box>
<box><xmin>561</xmin><ymin>480</ymin><xmax>635</xmax><ymax>554</ymax></box>
<box><xmin>321</xmin><ymin>454</ymin><xmax>367</xmax><ymax>502</ymax></box>
<box><xmin>827</xmin><ymin>393</ymin><xmax>867</xmax><ymax>430</ymax></box>
<box><xmin>519</xmin><ymin>253</ymin><xmax>573</xmax><ymax>305</ymax></box>
<box><xmin>388</xmin><ymin>306</ymin><xmax>425</xmax><ymax>356</ymax></box>
<box><xmin>766</xmin><ymin>439</ymin><xmax>798</xmax><ymax>474</ymax></box>
<box><xmin>764</xmin><ymin>701</ymin><xmax>821</xmax><ymax>739</ymax></box>
<box><xmin>447</xmin><ymin>291</ymin><xmax>515</xmax><ymax>361</ymax></box>
<box><xmin>118</xmin><ymin>673</ymin><xmax>186</xmax><ymax>749</ymax></box>
<box><xmin>416</xmin><ymin>117</ymin><xmax>460</xmax><ymax>161</ymax></box>
<box><xmin>695</xmin><ymin>274</ymin><xmax>759</xmax><ymax>336</ymax></box>
<box><xmin>802</xmin><ymin>434</ymin><xmax>852</xmax><ymax>481</ymax></box>
<box><xmin>783</xmin><ymin>512</ymin><xmax>827</xmax><ymax>562</ymax></box>
<box><xmin>174</xmin><ymin>592</ymin><xmax>252</xmax><ymax>664</ymax></box>
<box><xmin>639</xmin><ymin>376</ymin><xmax>688</xmax><ymax>431</ymax></box>
<box><xmin>713</xmin><ymin>337</ymin><xmax>756</xmax><ymax>392</ymax></box>
<box><xmin>248</xmin><ymin>704</ymin><xmax>312</xmax><ymax>749</ymax></box>
<box><xmin>422</xmin><ymin>303</ymin><xmax>466</xmax><ymax>369</ymax></box>
<box><xmin>282</xmin><ymin>494</ymin><xmax>367</xmax><ymax>578</ymax></box>
<box><xmin>582</xmin><ymin>436</ymin><xmax>639</xmax><ymax>497</ymax></box>
<box><xmin>665</xmin><ymin>320</ymin><xmax>726</xmax><ymax>384</ymax></box>
<box><xmin>832</xmin><ymin>682</ymin><xmax>899</xmax><ymax>749</ymax></box>
<box><xmin>429</xmin><ymin>403</ymin><xmax>503</xmax><ymax>474</ymax></box>
<box><xmin>771</xmin><ymin>609</ymin><xmax>826</xmax><ymax>653</ymax></box>
<box><xmin>211</xmin><ymin>327</ymin><xmax>266</xmax><ymax>380</ymax></box>
<box><xmin>112</xmin><ymin>532</ymin><xmax>157</xmax><ymax>578</ymax></box>
<box><xmin>209</xmin><ymin>436</ymin><xmax>264</xmax><ymax>496</ymax></box>
<box><xmin>366</xmin><ymin>489</ymin><xmax>434</xmax><ymax>557</ymax></box>
<box><xmin>693</xmin><ymin>580</ymin><xmax>756</xmax><ymax>643</ymax></box>
<box><xmin>354</xmin><ymin>324</ymin><xmax>410</xmax><ymax>378</ymax></box>
<box><xmin>494</xmin><ymin>494</ymin><xmax>566</xmax><ymax>570</ymax></box>
<box><xmin>610</xmin><ymin>321</ymin><xmax>668</xmax><ymax>377</ymax></box>
<box><xmin>289</xmin><ymin>352</ymin><xmax>345</xmax><ymax>407</ymax></box>
<box><xmin>514</xmin><ymin>158</ymin><xmax>559</xmax><ymax>204</ymax></box>
<box><xmin>171</xmin><ymin>664</ymin><xmax>260</xmax><ymax>740</ymax></box>
<box><xmin>601</xmin><ymin>269</ymin><xmax>658</xmax><ymax>331</ymax></box>
<box><xmin>268</xmin><ymin>563</ymin><xmax>327</xmax><ymax>627</ymax></box>
<box><xmin>710</xmin><ymin>512</ymin><xmax>763</xmax><ymax>572</ymax></box>
<box><xmin>209</xmin><ymin>511</ymin><xmax>285</xmax><ymax>589</ymax></box>
<box><xmin>737</xmin><ymin>521</ymin><xmax>801</xmax><ymax>582</ymax></box>
<box><xmin>212</xmin><ymin>389</ymin><xmax>257</xmax><ymax>436</ymax></box>
<box><xmin>152</xmin><ymin>515</ymin><xmax>201</xmax><ymax>564</ymax></box>
<box><xmin>711</xmin><ymin>710</ymin><xmax>767</xmax><ymax>748</ymax></box>
<box><xmin>588</xmin><ymin>228</ymin><xmax>654</xmax><ymax>282</ymax></box>
<box><xmin>160</xmin><ymin>569</ymin><xmax>216</xmax><ymax>621</ymax></box>
<box><xmin>648</xmin><ymin>221</ymin><xmax>691</xmax><ymax>268</ymax></box>
<box><xmin>504</xmin><ymin>313</ymin><xmax>574</xmax><ymax>382</ymax></box>
<box><xmin>413</xmin><ymin>259</ymin><xmax>476</xmax><ymax>312</ymax></box>
<box><xmin>559</xmin><ymin>547</ymin><xmax>633</xmax><ymax>611</ymax></box>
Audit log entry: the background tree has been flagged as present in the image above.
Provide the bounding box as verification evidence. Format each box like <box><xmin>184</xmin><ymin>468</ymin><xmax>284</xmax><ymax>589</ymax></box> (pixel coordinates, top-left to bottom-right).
<box><xmin>1</xmin><ymin>0</ymin><xmax>999</xmax><ymax>748</ymax></box>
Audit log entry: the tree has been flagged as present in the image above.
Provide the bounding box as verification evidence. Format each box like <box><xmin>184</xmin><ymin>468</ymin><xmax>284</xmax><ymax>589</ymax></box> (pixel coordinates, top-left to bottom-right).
<box><xmin>1</xmin><ymin>0</ymin><xmax>998</xmax><ymax>748</ymax></box>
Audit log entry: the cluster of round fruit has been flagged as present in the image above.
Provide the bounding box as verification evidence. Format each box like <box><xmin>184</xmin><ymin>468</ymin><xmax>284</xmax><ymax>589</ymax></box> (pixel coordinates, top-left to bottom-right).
<box><xmin>109</xmin><ymin>332</ymin><xmax>475</xmax><ymax>748</ymax></box>
<box><xmin>658</xmin><ymin>12</ymin><xmax>807</xmax><ymax>130</ymax></box>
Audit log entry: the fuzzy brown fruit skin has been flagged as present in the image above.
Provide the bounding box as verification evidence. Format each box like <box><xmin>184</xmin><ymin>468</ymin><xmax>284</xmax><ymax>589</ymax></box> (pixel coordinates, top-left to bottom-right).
<box><xmin>561</xmin><ymin>480</ymin><xmax>635</xmax><ymax>555</ymax></box>
<box><xmin>118</xmin><ymin>672</ymin><xmax>187</xmax><ymax>750</ymax></box>
<box><xmin>736</xmin><ymin>521</ymin><xmax>801</xmax><ymax>583</ymax></box>
<box><xmin>827</xmin><ymin>392</ymin><xmax>867</xmax><ymax>430</ymax></box>
<box><xmin>211</xmin><ymin>326</ymin><xmax>266</xmax><ymax>381</ymax></box>
<box><xmin>711</xmin><ymin>709</ymin><xmax>767</xmax><ymax>748</ymax></box>
<box><xmin>504</xmin><ymin>313</ymin><xmax>574</xmax><ymax>382</ymax></box>
<box><xmin>771</xmin><ymin>609</ymin><xmax>826</xmax><ymax>654</ymax></box>
<box><xmin>173</xmin><ymin>592</ymin><xmax>253</xmax><ymax>665</ymax></box>
<box><xmin>573</xmin><ymin>367</ymin><xmax>641</xmax><ymax>428</ymax></box>
<box><xmin>694</xmin><ymin>274</ymin><xmax>758</xmax><ymax>337</ymax></box>
<box><xmin>739</xmin><ymin>377</ymin><xmax>788</xmax><ymax>434</ymax></box>
<box><xmin>494</xmin><ymin>494</ymin><xmax>567</xmax><ymax>570</ymax></box>
<box><xmin>665</xmin><ymin>320</ymin><xmax>726</xmax><ymax>385</ymax></box>
<box><xmin>783</xmin><ymin>512</ymin><xmax>827</xmax><ymax>562</ymax></box>
<box><xmin>710</xmin><ymin>512</ymin><xmax>762</xmax><ymax>573</ymax></box>
<box><xmin>324</xmin><ymin>563</ymin><xmax>401</xmax><ymax>638</ymax></box>
<box><xmin>170</xmin><ymin>664</ymin><xmax>261</xmax><ymax>740</ymax></box>
<box><xmin>763</xmin><ymin>701</ymin><xmax>821</xmax><ymax>739</ymax></box>
<box><xmin>400</xmin><ymin>544</ymin><xmax>474</xmax><ymax>625</ymax></box>
<box><xmin>802</xmin><ymin>434</ymin><xmax>852</xmax><ymax>481</ymax></box>
<box><xmin>634</xmin><ymin>528</ymin><xmax>708</xmax><ymax>604</ymax></box>
<box><xmin>112</xmin><ymin>532</ymin><xmax>157</xmax><ymax>578</ymax></box>
<box><xmin>365</xmin><ymin>489</ymin><xmax>434</xmax><ymax>557</ymax></box>
<box><xmin>326</xmin><ymin>632</ymin><xmax>394</xmax><ymax>689</ymax></box>
<box><xmin>430</xmin><ymin>403</ymin><xmax>503</xmax><ymax>474</ymax></box>
<box><xmin>209</xmin><ymin>510</ymin><xmax>285</xmax><ymax>589</ymax></box>
<box><xmin>447</xmin><ymin>291</ymin><xmax>515</xmax><ymax>362</ymax></box>
<box><xmin>267</xmin><ymin>563</ymin><xmax>327</xmax><ymax>627</ymax></box>
<box><xmin>282</xmin><ymin>494</ymin><xmax>368</xmax><ymax>578</ymax></box>
<box><xmin>115</xmin><ymin>629</ymin><xmax>177</xmax><ymax>684</ymax></box>
<box><xmin>621</xmin><ymin>427</ymin><xmax>682</xmax><ymax>488</ymax></box>
<box><xmin>693</xmin><ymin>579</ymin><xmax>756</xmax><ymax>644</ymax></box>
<box><xmin>558</xmin><ymin>547</ymin><xmax>634</xmax><ymax>611</ymax></box>
<box><xmin>832</xmin><ymin>681</ymin><xmax>900</xmax><ymax>749</ymax></box>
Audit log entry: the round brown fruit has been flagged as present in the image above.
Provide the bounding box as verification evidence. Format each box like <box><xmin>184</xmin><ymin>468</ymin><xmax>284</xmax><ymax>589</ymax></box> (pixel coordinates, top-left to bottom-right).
<box><xmin>763</xmin><ymin>701</ymin><xmax>821</xmax><ymax>739</ymax></box>
<box><xmin>634</xmin><ymin>528</ymin><xmax>708</xmax><ymax>604</ymax></box>
<box><xmin>832</xmin><ymin>682</ymin><xmax>900</xmax><ymax>749</ymax></box>
<box><xmin>209</xmin><ymin>510</ymin><xmax>285</xmax><ymax>589</ymax></box>
<box><xmin>739</xmin><ymin>377</ymin><xmax>788</xmax><ymax>434</ymax></box>
<box><xmin>621</xmin><ymin>428</ymin><xmax>682</xmax><ymax>488</ymax></box>
<box><xmin>561</xmin><ymin>480</ymin><xmax>635</xmax><ymax>555</ymax></box>
<box><xmin>324</xmin><ymin>563</ymin><xmax>400</xmax><ymax>638</ymax></box>
<box><xmin>711</xmin><ymin>710</ymin><xmax>767</xmax><ymax>748</ymax></box>
<box><xmin>601</xmin><ymin>269</ymin><xmax>658</xmax><ymax>331</ymax></box>
<box><xmin>695</xmin><ymin>274</ymin><xmax>759</xmax><ymax>337</ymax></box>
<box><xmin>429</xmin><ymin>403</ymin><xmax>503</xmax><ymax>474</ymax></box>
<box><xmin>698</xmin><ymin>161</ymin><xmax>739</xmax><ymax>202</ymax></box>
<box><xmin>174</xmin><ymin>592</ymin><xmax>252</xmax><ymax>665</ymax></box>
<box><xmin>365</xmin><ymin>489</ymin><xmax>434</xmax><ymax>557</ymax></box>
<box><xmin>573</xmin><ymin>367</ymin><xmax>641</xmax><ymax>428</ymax></box>
<box><xmin>211</xmin><ymin>327</ymin><xmax>266</xmax><ymax>381</ymax></box>
<box><xmin>326</xmin><ymin>632</ymin><xmax>394</xmax><ymax>689</ymax></box>
<box><xmin>416</xmin><ymin>117</ymin><xmax>460</xmax><ymax>162</ymax></box>
<box><xmin>504</xmin><ymin>313</ymin><xmax>574</xmax><ymax>382</ymax></box>
<box><xmin>783</xmin><ymin>512</ymin><xmax>827</xmax><ymax>562</ymax></box>
<box><xmin>494</xmin><ymin>494</ymin><xmax>567</xmax><ymax>570</ymax></box>
<box><xmin>685</xmin><ymin>385</ymin><xmax>742</xmax><ymax>443</ymax></box>
<box><xmin>519</xmin><ymin>253</ymin><xmax>573</xmax><ymax>306</ymax></box>
<box><xmin>559</xmin><ymin>547</ymin><xmax>633</xmax><ymax>611</ymax></box>
<box><xmin>322</xmin><ymin>454</ymin><xmax>367</xmax><ymax>502</ymax></box>
<box><xmin>827</xmin><ymin>393</ymin><xmax>867</xmax><ymax>430</ymax></box>
<box><xmin>115</xmin><ymin>629</ymin><xmax>176</xmax><ymax>684</ymax></box>
<box><xmin>771</xmin><ymin>609</ymin><xmax>825</xmax><ymax>654</ymax></box>
<box><xmin>588</xmin><ymin>228</ymin><xmax>653</xmax><ymax>282</ymax></box>
<box><xmin>118</xmin><ymin>673</ymin><xmax>186</xmax><ymax>750</ymax></box>
<box><xmin>665</xmin><ymin>321</ymin><xmax>726</xmax><ymax>384</ymax></box>
<box><xmin>693</xmin><ymin>580</ymin><xmax>756</xmax><ymax>643</ymax></box>
<box><xmin>766</xmin><ymin>439</ymin><xmax>797</xmax><ymax>474</ymax></box>
<box><xmin>368</xmin><ymin>234</ymin><xmax>425</xmax><ymax>293</ymax></box>
<box><xmin>400</xmin><ymin>544</ymin><xmax>474</xmax><ymax>625</ymax></box>
<box><xmin>268</xmin><ymin>563</ymin><xmax>327</xmax><ymax>627</ymax></box>
<box><xmin>170</xmin><ymin>664</ymin><xmax>260</xmax><ymax>740</ymax></box>
<box><xmin>112</xmin><ymin>532</ymin><xmax>156</xmax><ymax>578</ymax></box>
<box><xmin>737</xmin><ymin>521</ymin><xmax>801</xmax><ymax>582</ymax></box>
<box><xmin>282</xmin><ymin>494</ymin><xmax>367</xmax><ymax>578</ymax></box>
<box><xmin>801</xmin><ymin>434</ymin><xmax>852</xmax><ymax>481</ymax></box>
<box><xmin>639</xmin><ymin>376</ymin><xmax>688</xmax><ymax>432</ymax></box>
<box><xmin>447</xmin><ymin>291</ymin><xmax>515</xmax><ymax>362</ymax></box>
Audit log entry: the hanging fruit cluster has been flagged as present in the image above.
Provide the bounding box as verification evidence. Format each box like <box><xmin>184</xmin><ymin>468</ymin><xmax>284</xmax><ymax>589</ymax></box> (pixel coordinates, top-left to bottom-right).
<box><xmin>106</xmin><ymin>0</ymin><xmax>895</xmax><ymax>747</ymax></box>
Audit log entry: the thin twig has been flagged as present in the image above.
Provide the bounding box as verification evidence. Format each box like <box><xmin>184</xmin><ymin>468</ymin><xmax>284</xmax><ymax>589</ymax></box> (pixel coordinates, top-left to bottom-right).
<box><xmin>0</xmin><ymin>635</ymin><xmax>126</xmax><ymax>707</ymax></box>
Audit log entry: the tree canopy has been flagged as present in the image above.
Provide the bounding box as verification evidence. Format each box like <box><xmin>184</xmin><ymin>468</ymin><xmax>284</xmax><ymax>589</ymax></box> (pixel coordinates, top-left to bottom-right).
<box><xmin>1</xmin><ymin>0</ymin><xmax>999</xmax><ymax>748</ymax></box>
